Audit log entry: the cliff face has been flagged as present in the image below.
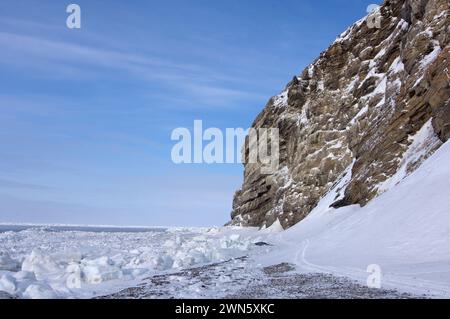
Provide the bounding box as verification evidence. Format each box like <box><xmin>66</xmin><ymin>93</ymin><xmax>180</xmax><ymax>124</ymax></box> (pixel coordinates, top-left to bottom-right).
<box><xmin>230</xmin><ymin>0</ymin><xmax>450</xmax><ymax>229</ymax></box>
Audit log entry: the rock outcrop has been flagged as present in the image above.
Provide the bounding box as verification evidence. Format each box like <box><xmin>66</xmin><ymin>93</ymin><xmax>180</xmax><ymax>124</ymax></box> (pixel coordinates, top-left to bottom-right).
<box><xmin>230</xmin><ymin>0</ymin><xmax>450</xmax><ymax>229</ymax></box>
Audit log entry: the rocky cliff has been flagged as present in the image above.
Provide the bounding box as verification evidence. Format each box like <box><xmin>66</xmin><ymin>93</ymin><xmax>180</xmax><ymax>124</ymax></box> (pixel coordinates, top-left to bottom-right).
<box><xmin>230</xmin><ymin>0</ymin><xmax>450</xmax><ymax>229</ymax></box>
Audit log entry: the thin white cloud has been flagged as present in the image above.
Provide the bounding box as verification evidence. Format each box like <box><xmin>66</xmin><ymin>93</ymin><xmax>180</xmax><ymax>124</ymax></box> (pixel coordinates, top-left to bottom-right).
<box><xmin>0</xmin><ymin>30</ymin><xmax>265</xmax><ymax>108</ymax></box>
<box><xmin>0</xmin><ymin>178</ymin><xmax>56</xmax><ymax>191</ymax></box>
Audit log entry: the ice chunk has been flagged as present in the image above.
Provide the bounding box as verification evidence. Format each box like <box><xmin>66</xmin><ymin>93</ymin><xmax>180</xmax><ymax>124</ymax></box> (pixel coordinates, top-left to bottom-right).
<box><xmin>13</xmin><ymin>271</ymin><xmax>36</xmax><ymax>281</ymax></box>
<box><xmin>127</xmin><ymin>268</ymin><xmax>148</xmax><ymax>277</ymax></box>
<box><xmin>151</xmin><ymin>254</ymin><xmax>174</xmax><ymax>270</ymax></box>
<box><xmin>11</xmin><ymin>271</ymin><xmax>38</xmax><ymax>295</ymax></box>
<box><xmin>21</xmin><ymin>249</ymin><xmax>60</xmax><ymax>280</ymax></box>
<box><xmin>81</xmin><ymin>256</ymin><xmax>123</xmax><ymax>284</ymax></box>
<box><xmin>53</xmin><ymin>249</ymin><xmax>82</xmax><ymax>264</ymax></box>
<box><xmin>0</xmin><ymin>274</ymin><xmax>17</xmax><ymax>295</ymax></box>
<box><xmin>220</xmin><ymin>234</ymin><xmax>249</xmax><ymax>250</ymax></box>
<box><xmin>23</xmin><ymin>283</ymin><xmax>57</xmax><ymax>299</ymax></box>
<box><xmin>261</xmin><ymin>219</ymin><xmax>284</xmax><ymax>233</ymax></box>
<box><xmin>0</xmin><ymin>252</ymin><xmax>20</xmax><ymax>271</ymax></box>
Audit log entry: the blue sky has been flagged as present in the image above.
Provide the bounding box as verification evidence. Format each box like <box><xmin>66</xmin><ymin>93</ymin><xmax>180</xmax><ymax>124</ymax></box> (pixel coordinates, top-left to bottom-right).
<box><xmin>0</xmin><ymin>0</ymin><xmax>380</xmax><ymax>227</ymax></box>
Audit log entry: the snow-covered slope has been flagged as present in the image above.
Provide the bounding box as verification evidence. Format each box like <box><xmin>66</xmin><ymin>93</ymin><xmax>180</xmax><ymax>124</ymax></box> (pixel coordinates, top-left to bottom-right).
<box><xmin>261</xmin><ymin>140</ymin><xmax>450</xmax><ymax>297</ymax></box>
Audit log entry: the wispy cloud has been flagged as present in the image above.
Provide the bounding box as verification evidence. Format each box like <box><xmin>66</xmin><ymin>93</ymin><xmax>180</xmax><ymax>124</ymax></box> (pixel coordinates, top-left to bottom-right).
<box><xmin>0</xmin><ymin>28</ymin><xmax>266</xmax><ymax>108</ymax></box>
<box><xmin>0</xmin><ymin>178</ymin><xmax>56</xmax><ymax>191</ymax></box>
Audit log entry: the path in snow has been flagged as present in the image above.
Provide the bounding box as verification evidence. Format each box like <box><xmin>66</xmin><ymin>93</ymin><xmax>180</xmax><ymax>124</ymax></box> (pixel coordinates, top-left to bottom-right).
<box><xmin>97</xmin><ymin>257</ymin><xmax>421</xmax><ymax>299</ymax></box>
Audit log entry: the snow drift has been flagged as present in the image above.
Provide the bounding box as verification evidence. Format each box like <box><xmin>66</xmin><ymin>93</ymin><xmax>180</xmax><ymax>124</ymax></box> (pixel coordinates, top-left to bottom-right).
<box><xmin>263</xmin><ymin>139</ymin><xmax>450</xmax><ymax>297</ymax></box>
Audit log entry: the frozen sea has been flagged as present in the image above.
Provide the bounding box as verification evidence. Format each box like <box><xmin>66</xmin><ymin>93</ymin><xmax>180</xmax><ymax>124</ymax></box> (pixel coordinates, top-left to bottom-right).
<box><xmin>0</xmin><ymin>224</ymin><xmax>167</xmax><ymax>234</ymax></box>
<box><xmin>0</xmin><ymin>223</ymin><xmax>266</xmax><ymax>299</ymax></box>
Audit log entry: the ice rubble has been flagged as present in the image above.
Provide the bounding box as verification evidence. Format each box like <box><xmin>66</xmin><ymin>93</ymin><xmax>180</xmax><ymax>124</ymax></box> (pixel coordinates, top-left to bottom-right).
<box><xmin>0</xmin><ymin>227</ymin><xmax>262</xmax><ymax>299</ymax></box>
<box><xmin>0</xmin><ymin>252</ymin><xmax>20</xmax><ymax>272</ymax></box>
